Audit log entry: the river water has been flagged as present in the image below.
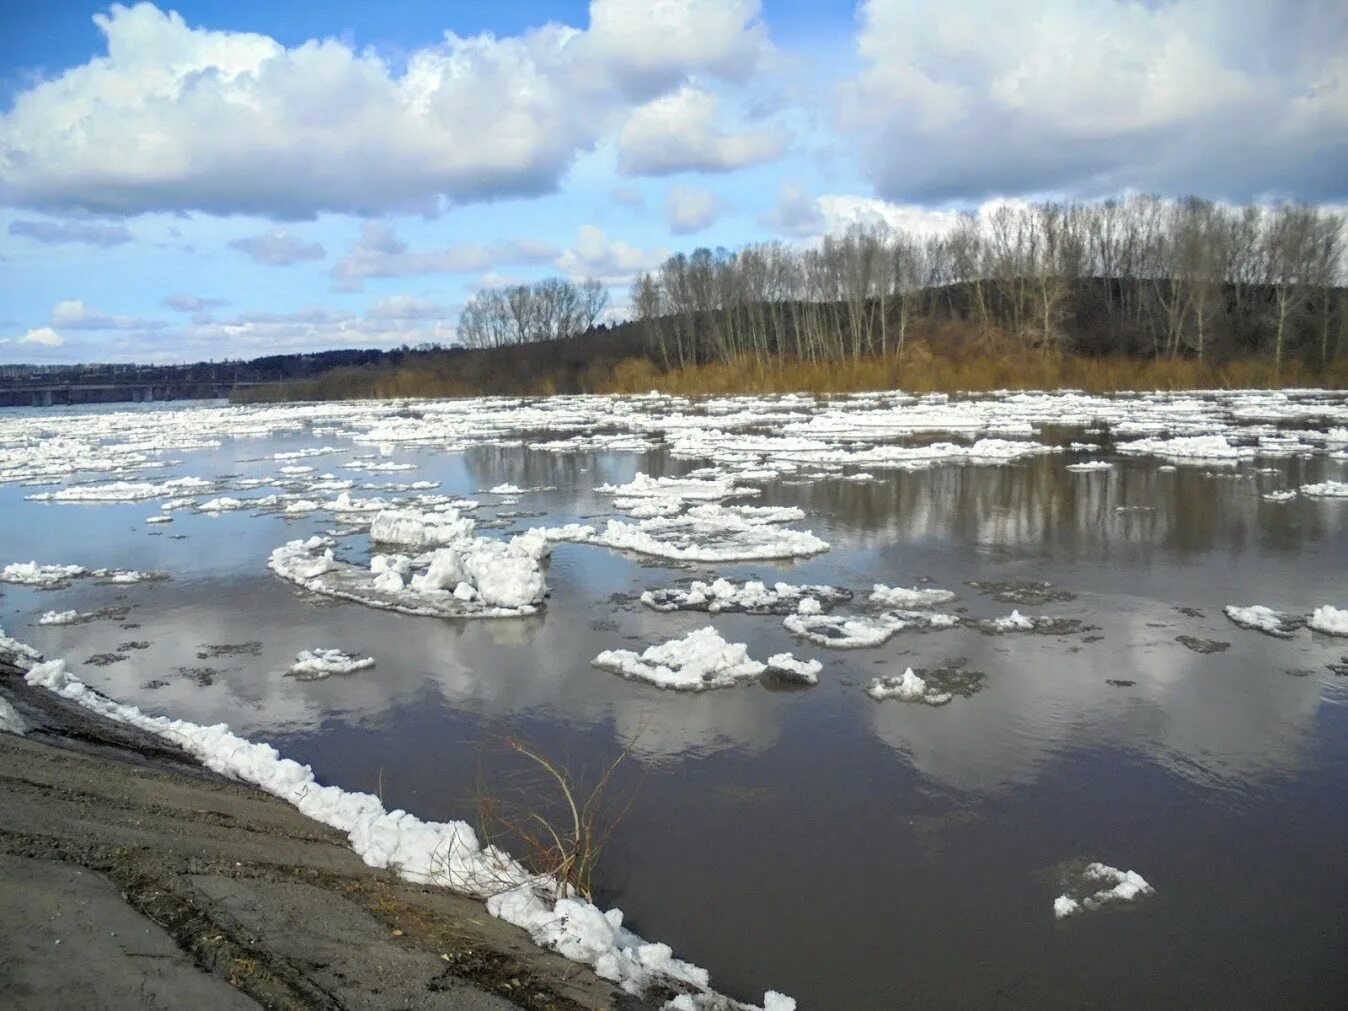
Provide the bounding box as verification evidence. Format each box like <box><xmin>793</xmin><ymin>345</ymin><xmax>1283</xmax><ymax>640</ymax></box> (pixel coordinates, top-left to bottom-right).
<box><xmin>2</xmin><ymin>392</ymin><xmax>1346</xmax><ymax>1008</ymax></box>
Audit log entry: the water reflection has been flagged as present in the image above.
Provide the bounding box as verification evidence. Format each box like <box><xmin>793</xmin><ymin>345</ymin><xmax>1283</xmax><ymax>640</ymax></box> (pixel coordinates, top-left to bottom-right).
<box><xmin>5</xmin><ymin>410</ymin><xmax>1348</xmax><ymax>1008</ymax></box>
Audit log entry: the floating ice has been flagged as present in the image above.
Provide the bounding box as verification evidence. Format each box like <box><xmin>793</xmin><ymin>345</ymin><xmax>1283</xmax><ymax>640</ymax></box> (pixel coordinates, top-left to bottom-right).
<box><xmin>270</xmin><ymin>529</ymin><xmax>548</xmax><ymax>617</ymax></box>
<box><xmin>370</xmin><ymin>508</ymin><xmax>475</xmax><ymax>550</ymax></box>
<box><xmin>1116</xmin><ymin>435</ymin><xmax>1253</xmax><ymax>464</ymax></box>
<box><xmin>1262</xmin><ymin>490</ymin><xmax>1297</xmax><ymax>502</ymax></box>
<box><xmin>641</xmin><ymin>579</ymin><xmax>851</xmax><ymax>615</ymax></box>
<box><xmin>592</xmin><ymin>627</ymin><xmax>766</xmax><ymax>691</ymax></box>
<box><xmin>197</xmin><ymin>496</ymin><xmax>248</xmax><ymax>512</ymax></box>
<box><xmin>598</xmin><ymin>473</ymin><xmax>758</xmax><ymax>503</ymax></box>
<box><xmin>866</xmin><ymin>668</ymin><xmax>951</xmax><ymax>705</ymax></box>
<box><xmin>1301</xmin><ymin>480</ymin><xmax>1348</xmax><ymax>498</ymax></box>
<box><xmin>1</xmin><ymin>562</ymin><xmax>87</xmax><ymax>587</ymax></box>
<box><xmin>765</xmin><ymin>653</ymin><xmax>821</xmax><ymax>686</ymax></box>
<box><xmin>1223</xmin><ymin>604</ymin><xmax>1302</xmax><ymax>638</ymax></box>
<box><xmin>145</xmin><ymin>514</ymin><xmax>173</xmax><ymax>524</ymax></box>
<box><xmin>1309</xmin><ymin>605</ymin><xmax>1348</xmax><ymax>637</ymax></box>
<box><xmin>288</xmin><ymin>648</ymin><xmax>375</xmax><ymax>679</ymax></box>
<box><xmin>37</xmin><ymin>610</ymin><xmax>88</xmax><ymax>625</ymax></box>
<box><xmin>1053</xmin><ymin>863</ymin><xmax>1154</xmax><ymax>919</ymax></box>
<box><xmin>1065</xmin><ymin>460</ymin><xmax>1113</xmax><ymax>472</ymax></box>
<box><xmin>548</xmin><ymin>505</ymin><xmax>828</xmax><ymax>563</ymax></box>
<box><xmin>868</xmin><ymin>584</ymin><xmax>956</xmax><ymax>609</ymax></box>
<box><xmin>27</xmin><ymin>476</ymin><xmax>212</xmax><ymax>502</ymax></box>
<box><xmin>784</xmin><ymin>610</ymin><xmax>959</xmax><ymax>649</ymax></box>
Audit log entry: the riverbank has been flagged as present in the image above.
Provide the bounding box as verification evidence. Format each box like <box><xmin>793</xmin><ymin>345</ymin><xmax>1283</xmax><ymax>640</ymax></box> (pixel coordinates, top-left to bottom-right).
<box><xmin>0</xmin><ymin>659</ymin><xmax>643</xmax><ymax>1011</ymax></box>
<box><xmin>233</xmin><ymin>344</ymin><xmax>1348</xmax><ymax>403</ymax></box>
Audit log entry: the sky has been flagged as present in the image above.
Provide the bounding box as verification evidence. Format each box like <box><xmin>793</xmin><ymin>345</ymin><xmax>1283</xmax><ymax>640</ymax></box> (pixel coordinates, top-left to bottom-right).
<box><xmin>1</xmin><ymin>0</ymin><xmax>1345</xmax><ymax>364</ymax></box>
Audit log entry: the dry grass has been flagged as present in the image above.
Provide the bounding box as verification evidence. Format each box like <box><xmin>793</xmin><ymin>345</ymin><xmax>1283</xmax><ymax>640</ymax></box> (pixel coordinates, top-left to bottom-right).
<box><xmin>473</xmin><ymin>735</ymin><xmax>642</xmax><ymax>902</ymax></box>
<box><xmin>596</xmin><ymin>347</ymin><xmax>1348</xmax><ymax>397</ymax></box>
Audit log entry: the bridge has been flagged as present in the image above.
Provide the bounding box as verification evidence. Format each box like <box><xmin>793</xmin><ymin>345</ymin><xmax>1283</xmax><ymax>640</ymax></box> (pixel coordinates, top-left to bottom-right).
<box><xmin>0</xmin><ymin>380</ymin><xmax>284</xmax><ymax>408</ymax></box>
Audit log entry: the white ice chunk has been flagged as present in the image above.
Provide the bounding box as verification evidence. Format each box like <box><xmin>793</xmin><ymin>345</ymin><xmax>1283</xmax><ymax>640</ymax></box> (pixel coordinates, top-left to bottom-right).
<box><xmin>1301</xmin><ymin>480</ymin><xmax>1348</xmax><ymax>498</ymax></box>
<box><xmin>370</xmin><ymin>508</ymin><xmax>475</xmax><ymax>550</ymax></box>
<box><xmin>1054</xmin><ymin>863</ymin><xmax>1154</xmax><ymax>919</ymax></box>
<box><xmin>765</xmin><ymin>653</ymin><xmax>821</xmax><ymax>685</ymax></box>
<box><xmin>866</xmin><ymin>668</ymin><xmax>951</xmax><ymax>705</ymax></box>
<box><xmin>592</xmin><ymin>627</ymin><xmax>766</xmax><ymax>691</ymax></box>
<box><xmin>289</xmin><ymin>648</ymin><xmax>375</xmax><ymax>679</ymax></box>
<box><xmin>1308</xmin><ymin>605</ymin><xmax>1348</xmax><ymax>637</ymax></box>
<box><xmin>1223</xmin><ymin>604</ymin><xmax>1300</xmax><ymax>638</ymax></box>
<box><xmin>1</xmin><ymin>562</ymin><xmax>87</xmax><ymax>587</ymax></box>
<box><xmin>868</xmin><ymin>584</ymin><xmax>956</xmax><ymax>609</ymax></box>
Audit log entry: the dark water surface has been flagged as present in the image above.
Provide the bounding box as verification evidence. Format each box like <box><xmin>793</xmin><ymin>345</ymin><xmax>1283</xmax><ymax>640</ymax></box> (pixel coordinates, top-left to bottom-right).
<box><xmin>3</xmin><ymin>399</ymin><xmax>1347</xmax><ymax>1008</ymax></box>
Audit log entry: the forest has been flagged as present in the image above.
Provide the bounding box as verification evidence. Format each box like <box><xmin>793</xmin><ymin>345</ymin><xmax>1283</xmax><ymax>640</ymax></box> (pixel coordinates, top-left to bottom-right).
<box><xmin>237</xmin><ymin>195</ymin><xmax>1348</xmax><ymax>403</ymax></box>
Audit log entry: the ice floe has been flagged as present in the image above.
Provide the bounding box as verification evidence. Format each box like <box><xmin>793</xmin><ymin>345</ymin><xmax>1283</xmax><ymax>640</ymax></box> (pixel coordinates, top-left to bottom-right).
<box><xmin>288</xmin><ymin>648</ymin><xmax>376</xmax><ymax>679</ymax></box>
<box><xmin>546</xmin><ymin>505</ymin><xmax>828</xmax><ymax>563</ymax></box>
<box><xmin>866</xmin><ymin>668</ymin><xmax>951</xmax><ymax>705</ymax></box>
<box><xmin>1053</xmin><ymin>863</ymin><xmax>1154</xmax><ymax>919</ymax></box>
<box><xmin>592</xmin><ymin>627</ymin><xmax>766</xmax><ymax>691</ymax></box>
<box><xmin>784</xmin><ymin>610</ymin><xmax>959</xmax><ymax>649</ymax></box>
<box><xmin>1065</xmin><ymin>461</ymin><xmax>1114</xmax><ymax>472</ymax></box>
<box><xmin>640</xmin><ymin>579</ymin><xmax>851</xmax><ymax>615</ymax></box>
<box><xmin>1223</xmin><ymin>604</ymin><xmax>1304</xmax><ymax>638</ymax></box>
<box><xmin>27</xmin><ymin>476</ymin><xmax>212</xmax><ymax>502</ymax></box>
<box><xmin>1301</xmin><ymin>480</ymin><xmax>1348</xmax><ymax>498</ymax></box>
<box><xmin>37</xmin><ymin>610</ymin><xmax>89</xmax><ymax>625</ymax></box>
<box><xmin>868</xmin><ymin>584</ymin><xmax>956</xmax><ymax>609</ymax></box>
<box><xmin>1309</xmin><ymin>605</ymin><xmax>1348</xmax><ymax>637</ymax></box>
<box><xmin>270</xmin><ymin>526</ymin><xmax>550</xmax><ymax>617</ymax></box>
<box><xmin>1</xmin><ymin>562</ymin><xmax>87</xmax><ymax>587</ymax></box>
<box><xmin>765</xmin><ymin>653</ymin><xmax>821</xmax><ymax>686</ymax></box>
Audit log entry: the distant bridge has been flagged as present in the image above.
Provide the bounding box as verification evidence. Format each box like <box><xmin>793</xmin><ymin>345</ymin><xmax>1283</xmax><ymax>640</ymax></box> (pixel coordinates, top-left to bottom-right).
<box><xmin>0</xmin><ymin>380</ymin><xmax>284</xmax><ymax>408</ymax></box>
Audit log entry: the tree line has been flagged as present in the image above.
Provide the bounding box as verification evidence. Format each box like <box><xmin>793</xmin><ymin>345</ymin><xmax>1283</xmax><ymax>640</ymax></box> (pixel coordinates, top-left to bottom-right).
<box><xmin>457</xmin><ymin>277</ymin><xmax>609</xmax><ymax>350</ymax></box>
<box><xmin>628</xmin><ymin>196</ymin><xmax>1347</xmax><ymax>370</ymax></box>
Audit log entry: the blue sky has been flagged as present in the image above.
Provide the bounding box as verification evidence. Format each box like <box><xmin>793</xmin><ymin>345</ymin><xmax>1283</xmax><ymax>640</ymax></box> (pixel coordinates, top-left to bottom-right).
<box><xmin>1</xmin><ymin>1</ymin><xmax>1344</xmax><ymax>363</ymax></box>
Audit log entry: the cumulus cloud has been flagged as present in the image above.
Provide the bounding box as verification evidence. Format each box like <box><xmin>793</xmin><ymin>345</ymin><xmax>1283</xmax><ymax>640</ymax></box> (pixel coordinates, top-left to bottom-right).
<box><xmin>228</xmin><ymin>228</ymin><xmax>325</xmax><ymax>266</ymax></box>
<box><xmin>8</xmin><ymin>218</ymin><xmax>132</xmax><ymax>246</ymax></box>
<box><xmin>18</xmin><ymin>327</ymin><xmax>64</xmax><ymax>347</ymax></box>
<box><xmin>838</xmin><ymin>0</ymin><xmax>1348</xmax><ymax>202</ymax></box>
<box><xmin>330</xmin><ymin>223</ymin><xmax>558</xmax><ymax>290</ymax></box>
<box><xmin>365</xmin><ymin>295</ymin><xmax>449</xmax><ymax>321</ymax></box>
<box><xmin>759</xmin><ymin>182</ymin><xmax>826</xmax><ymax>237</ymax></box>
<box><xmin>555</xmin><ymin>225</ymin><xmax>666</xmax><ymax>284</ymax></box>
<box><xmin>665</xmin><ymin>185</ymin><xmax>726</xmax><ymax>234</ymax></box>
<box><xmin>761</xmin><ymin>184</ymin><xmax>1017</xmax><ymax>241</ymax></box>
<box><xmin>163</xmin><ymin>294</ymin><xmax>228</xmax><ymax>312</ymax></box>
<box><xmin>0</xmin><ymin>1</ymin><xmax>772</xmax><ymax>218</ymax></box>
<box><xmin>617</xmin><ymin>86</ymin><xmax>786</xmax><ymax>175</ymax></box>
<box><xmin>50</xmin><ymin>299</ymin><xmax>165</xmax><ymax>331</ymax></box>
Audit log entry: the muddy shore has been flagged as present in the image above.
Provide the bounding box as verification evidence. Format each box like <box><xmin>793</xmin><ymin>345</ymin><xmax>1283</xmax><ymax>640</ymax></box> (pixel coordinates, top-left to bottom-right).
<box><xmin>0</xmin><ymin>660</ymin><xmax>646</xmax><ymax>1010</ymax></box>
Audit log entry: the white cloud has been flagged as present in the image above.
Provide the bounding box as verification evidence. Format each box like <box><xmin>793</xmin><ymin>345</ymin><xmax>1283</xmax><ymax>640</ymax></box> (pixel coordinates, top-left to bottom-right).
<box><xmin>50</xmin><ymin>299</ymin><xmax>165</xmax><ymax>331</ymax></box>
<box><xmin>617</xmin><ymin>86</ymin><xmax>785</xmax><ymax>176</ymax></box>
<box><xmin>555</xmin><ymin>225</ymin><xmax>666</xmax><ymax>284</ymax></box>
<box><xmin>665</xmin><ymin>185</ymin><xmax>726</xmax><ymax>234</ymax></box>
<box><xmin>163</xmin><ymin>294</ymin><xmax>228</xmax><ymax>312</ymax></box>
<box><xmin>8</xmin><ymin>218</ymin><xmax>132</xmax><ymax>246</ymax></box>
<box><xmin>330</xmin><ymin>223</ymin><xmax>558</xmax><ymax>291</ymax></box>
<box><xmin>365</xmin><ymin>295</ymin><xmax>450</xmax><ymax>321</ymax></box>
<box><xmin>0</xmin><ymin>1</ymin><xmax>772</xmax><ymax>218</ymax></box>
<box><xmin>228</xmin><ymin>228</ymin><xmax>325</xmax><ymax>265</ymax></box>
<box><xmin>839</xmin><ymin>0</ymin><xmax>1348</xmax><ymax>202</ymax></box>
<box><xmin>759</xmin><ymin>182</ymin><xmax>825</xmax><ymax>237</ymax></box>
<box><xmin>18</xmin><ymin>327</ymin><xmax>65</xmax><ymax>347</ymax></box>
